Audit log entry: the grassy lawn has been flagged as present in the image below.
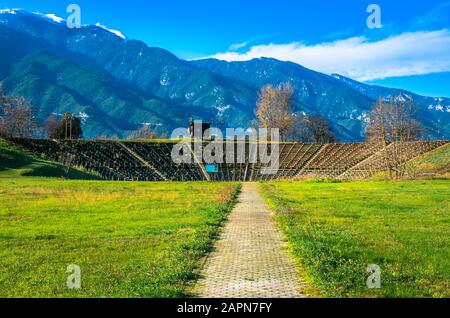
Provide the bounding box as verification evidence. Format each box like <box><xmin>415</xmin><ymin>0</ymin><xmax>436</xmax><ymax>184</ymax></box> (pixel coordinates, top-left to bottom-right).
<box><xmin>261</xmin><ymin>180</ymin><xmax>450</xmax><ymax>298</ymax></box>
<box><xmin>0</xmin><ymin>178</ymin><xmax>240</xmax><ymax>297</ymax></box>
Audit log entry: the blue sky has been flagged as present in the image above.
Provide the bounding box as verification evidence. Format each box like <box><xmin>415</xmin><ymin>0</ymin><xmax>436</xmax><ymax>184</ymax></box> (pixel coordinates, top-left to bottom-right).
<box><xmin>1</xmin><ymin>0</ymin><xmax>450</xmax><ymax>97</ymax></box>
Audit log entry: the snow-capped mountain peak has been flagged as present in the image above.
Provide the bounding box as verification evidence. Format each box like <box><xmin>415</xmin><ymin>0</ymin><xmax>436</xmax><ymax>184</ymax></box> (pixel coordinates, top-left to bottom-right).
<box><xmin>0</xmin><ymin>8</ymin><xmax>22</xmax><ymax>14</ymax></box>
<box><xmin>95</xmin><ymin>23</ymin><xmax>126</xmax><ymax>39</ymax></box>
<box><xmin>1</xmin><ymin>9</ymin><xmax>126</xmax><ymax>39</ymax></box>
<box><xmin>42</xmin><ymin>13</ymin><xmax>64</xmax><ymax>24</ymax></box>
<box><xmin>1</xmin><ymin>9</ymin><xmax>64</xmax><ymax>24</ymax></box>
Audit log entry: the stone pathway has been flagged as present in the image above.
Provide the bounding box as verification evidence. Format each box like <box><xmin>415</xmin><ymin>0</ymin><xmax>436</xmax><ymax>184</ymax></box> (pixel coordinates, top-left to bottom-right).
<box><xmin>192</xmin><ymin>183</ymin><xmax>307</xmax><ymax>298</ymax></box>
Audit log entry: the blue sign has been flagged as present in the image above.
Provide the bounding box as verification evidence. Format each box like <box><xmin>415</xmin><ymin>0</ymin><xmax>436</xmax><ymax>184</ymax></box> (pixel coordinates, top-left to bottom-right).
<box><xmin>205</xmin><ymin>164</ymin><xmax>219</xmax><ymax>173</ymax></box>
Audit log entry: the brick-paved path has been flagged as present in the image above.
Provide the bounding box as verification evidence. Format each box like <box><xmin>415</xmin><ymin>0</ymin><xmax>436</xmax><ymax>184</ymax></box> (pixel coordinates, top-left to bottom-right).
<box><xmin>192</xmin><ymin>183</ymin><xmax>307</xmax><ymax>298</ymax></box>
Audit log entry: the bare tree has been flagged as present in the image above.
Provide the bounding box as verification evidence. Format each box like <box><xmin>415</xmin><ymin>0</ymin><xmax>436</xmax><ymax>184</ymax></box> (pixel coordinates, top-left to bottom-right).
<box><xmin>0</xmin><ymin>86</ymin><xmax>38</xmax><ymax>138</ymax></box>
<box><xmin>365</xmin><ymin>97</ymin><xmax>424</xmax><ymax>179</ymax></box>
<box><xmin>299</xmin><ymin>115</ymin><xmax>336</xmax><ymax>143</ymax></box>
<box><xmin>44</xmin><ymin>115</ymin><xmax>60</xmax><ymax>138</ymax></box>
<box><xmin>255</xmin><ymin>83</ymin><xmax>296</xmax><ymax>141</ymax></box>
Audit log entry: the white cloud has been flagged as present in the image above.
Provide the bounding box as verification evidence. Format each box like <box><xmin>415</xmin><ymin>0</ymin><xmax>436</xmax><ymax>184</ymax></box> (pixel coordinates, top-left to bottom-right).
<box><xmin>228</xmin><ymin>41</ymin><xmax>250</xmax><ymax>51</ymax></box>
<box><xmin>412</xmin><ymin>2</ymin><xmax>450</xmax><ymax>30</ymax></box>
<box><xmin>203</xmin><ymin>30</ymin><xmax>450</xmax><ymax>81</ymax></box>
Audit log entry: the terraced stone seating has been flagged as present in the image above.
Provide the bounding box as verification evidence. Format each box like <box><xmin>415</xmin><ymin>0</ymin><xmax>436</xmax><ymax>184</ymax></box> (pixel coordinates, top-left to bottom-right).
<box><xmin>266</xmin><ymin>143</ymin><xmax>323</xmax><ymax>180</ymax></box>
<box><xmin>60</xmin><ymin>140</ymin><xmax>163</xmax><ymax>181</ymax></box>
<box><xmin>244</xmin><ymin>143</ymin><xmax>276</xmax><ymax>181</ymax></box>
<box><xmin>296</xmin><ymin>143</ymin><xmax>383</xmax><ymax>179</ymax></box>
<box><xmin>8</xmin><ymin>138</ymin><xmax>448</xmax><ymax>181</ymax></box>
<box><xmin>10</xmin><ymin>138</ymin><xmax>63</xmax><ymax>161</ymax></box>
<box><xmin>201</xmin><ymin>142</ymin><xmax>251</xmax><ymax>181</ymax></box>
<box><xmin>339</xmin><ymin>141</ymin><xmax>448</xmax><ymax>179</ymax></box>
<box><xmin>124</xmin><ymin>142</ymin><xmax>205</xmax><ymax>181</ymax></box>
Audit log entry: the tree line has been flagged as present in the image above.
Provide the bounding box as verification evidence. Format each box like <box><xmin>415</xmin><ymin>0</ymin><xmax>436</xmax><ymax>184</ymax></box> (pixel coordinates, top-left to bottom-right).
<box><xmin>254</xmin><ymin>82</ymin><xmax>427</xmax><ymax>179</ymax></box>
<box><xmin>1</xmin><ymin>82</ymin><xmax>429</xmax><ymax>179</ymax></box>
<box><xmin>0</xmin><ymin>85</ymin><xmax>83</xmax><ymax>139</ymax></box>
<box><xmin>0</xmin><ymin>85</ymin><xmax>167</xmax><ymax>141</ymax></box>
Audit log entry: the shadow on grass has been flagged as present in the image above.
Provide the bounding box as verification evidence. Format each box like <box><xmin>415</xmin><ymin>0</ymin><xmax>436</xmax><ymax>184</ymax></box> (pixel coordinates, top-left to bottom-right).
<box><xmin>0</xmin><ymin>139</ymin><xmax>101</xmax><ymax>180</ymax></box>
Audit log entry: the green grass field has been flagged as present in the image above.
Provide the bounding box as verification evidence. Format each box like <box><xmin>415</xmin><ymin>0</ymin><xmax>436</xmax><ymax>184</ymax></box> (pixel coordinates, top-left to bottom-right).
<box><xmin>0</xmin><ymin>178</ymin><xmax>239</xmax><ymax>297</ymax></box>
<box><xmin>261</xmin><ymin>180</ymin><xmax>450</xmax><ymax>297</ymax></box>
<box><xmin>1</xmin><ymin>139</ymin><xmax>449</xmax><ymax>298</ymax></box>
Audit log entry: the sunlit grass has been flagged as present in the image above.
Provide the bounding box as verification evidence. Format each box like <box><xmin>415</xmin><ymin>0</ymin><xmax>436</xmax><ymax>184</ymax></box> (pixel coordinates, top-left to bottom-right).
<box><xmin>261</xmin><ymin>180</ymin><xmax>450</xmax><ymax>298</ymax></box>
<box><xmin>0</xmin><ymin>178</ymin><xmax>240</xmax><ymax>297</ymax></box>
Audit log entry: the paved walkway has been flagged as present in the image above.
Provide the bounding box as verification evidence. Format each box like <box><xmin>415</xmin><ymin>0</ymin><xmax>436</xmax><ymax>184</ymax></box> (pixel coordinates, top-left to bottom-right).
<box><xmin>192</xmin><ymin>183</ymin><xmax>307</xmax><ymax>298</ymax></box>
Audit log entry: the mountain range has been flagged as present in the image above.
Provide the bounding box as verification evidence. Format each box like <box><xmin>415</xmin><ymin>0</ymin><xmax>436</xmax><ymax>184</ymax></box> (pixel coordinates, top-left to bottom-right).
<box><xmin>0</xmin><ymin>9</ymin><xmax>449</xmax><ymax>141</ymax></box>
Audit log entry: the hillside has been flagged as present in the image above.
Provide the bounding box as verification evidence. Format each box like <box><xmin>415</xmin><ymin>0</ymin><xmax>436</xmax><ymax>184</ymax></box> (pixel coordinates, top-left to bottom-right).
<box><xmin>0</xmin><ymin>139</ymin><xmax>99</xmax><ymax>179</ymax></box>
<box><xmin>0</xmin><ymin>10</ymin><xmax>256</xmax><ymax>130</ymax></box>
<box><xmin>192</xmin><ymin>58</ymin><xmax>450</xmax><ymax>140</ymax></box>
<box><xmin>331</xmin><ymin>74</ymin><xmax>450</xmax><ymax>139</ymax></box>
<box><xmin>1</xmin><ymin>51</ymin><xmax>185</xmax><ymax>138</ymax></box>
<box><xmin>192</xmin><ymin>57</ymin><xmax>376</xmax><ymax>140</ymax></box>
<box><xmin>0</xmin><ymin>9</ymin><xmax>449</xmax><ymax>141</ymax></box>
<box><xmin>408</xmin><ymin>143</ymin><xmax>450</xmax><ymax>178</ymax></box>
